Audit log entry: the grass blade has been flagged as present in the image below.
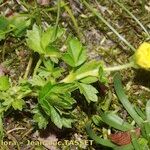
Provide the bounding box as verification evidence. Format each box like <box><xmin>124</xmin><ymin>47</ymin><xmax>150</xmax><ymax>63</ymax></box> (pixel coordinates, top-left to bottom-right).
<box><xmin>112</xmin><ymin>0</ymin><xmax>150</xmax><ymax>37</ymax></box>
<box><xmin>134</xmin><ymin>105</ymin><xmax>146</xmax><ymax>120</ymax></box>
<box><xmin>131</xmin><ymin>131</ymin><xmax>141</xmax><ymax>150</ymax></box>
<box><xmin>82</xmin><ymin>0</ymin><xmax>136</xmax><ymax>52</ymax></box>
<box><xmin>143</xmin><ymin>121</ymin><xmax>150</xmax><ymax>141</ymax></box>
<box><xmin>146</xmin><ymin>100</ymin><xmax>150</xmax><ymax>122</ymax></box>
<box><xmin>113</xmin><ymin>73</ymin><xmax>143</xmax><ymax>126</ymax></box>
<box><xmin>61</xmin><ymin>1</ymin><xmax>83</xmax><ymax>40</ymax></box>
<box><xmin>100</xmin><ymin>111</ymin><xmax>133</xmax><ymax>131</ymax></box>
<box><xmin>114</xmin><ymin>144</ymin><xmax>134</xmax><ymax>150</ymax></box>
<box><xmin>85</xmin><ymin>121</ymin><xmax>116</xmax><ymax>148</ymax></box>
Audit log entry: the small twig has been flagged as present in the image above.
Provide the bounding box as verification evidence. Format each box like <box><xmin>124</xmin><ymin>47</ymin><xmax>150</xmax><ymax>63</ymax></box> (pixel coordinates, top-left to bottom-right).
<box><xmin>0</xmin><ymin>1</ymin><xmax>8</xmax><ymax>8</ymax></box>
<box><xmin>82</xmin><ymin>0</ymin><xmax>136</xmax><ymax>52</ymax></box>
<box><xmin>61</xmin><ymin>0</ymin><xmax>83</xmax><ymax>41</ymax></box>
<box><xmin>21</xmin><ymin>127</ymin><xmax>34</xmax><ymax>139</ymax></box>
<box><xmin>5</xmin><ymin>132</ymin><xmax>21</xmax><ymax>150</ymax></box>
<box><xmin>6</xmin><ymin>127</ymin><xmax>26</xmax><ymax>134</ymax></box>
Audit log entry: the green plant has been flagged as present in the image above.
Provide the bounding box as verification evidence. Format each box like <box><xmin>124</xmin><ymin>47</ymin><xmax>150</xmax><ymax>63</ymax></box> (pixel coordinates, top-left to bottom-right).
<box><xmin>0</xmin><ymin>21</ymin><xmax>148</xmax><ymax>135</ymax></box>
<box><xmin>25</xmin><ymin>24</ymin><xmax>106</xmax><ymax>129</ymax></box>
<box><xmin>0</xmin><ymin>15</ymin><xmax>31</xmax><ymax>41</ymax></box>
<box><xmin>86</xmin><ymin>73</ymin><xmax>150</xmax><ymax>149</ymax></box>
<box><xmin>0</xmin><ymin>1</ymin><xmax>149</xmax><ymax>150</ymax></box>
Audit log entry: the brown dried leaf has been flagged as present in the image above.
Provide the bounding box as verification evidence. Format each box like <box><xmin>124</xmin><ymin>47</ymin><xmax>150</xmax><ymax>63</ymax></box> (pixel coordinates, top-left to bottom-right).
<box><xmin>108</xmin><ymin>128</ymin><xmax>141</xmax><ymax>146</ymax></box>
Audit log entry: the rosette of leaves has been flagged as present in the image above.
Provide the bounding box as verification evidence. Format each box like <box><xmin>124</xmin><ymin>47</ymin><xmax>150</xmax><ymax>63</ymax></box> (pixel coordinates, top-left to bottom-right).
<box><xmin>33</xmin><ymin>82</ymin><xmax>77</xmax><ymax>129</ymax></box>
<box><xmin>26</xmin><ymin>24</ymin><xmax>106</xmax><ymax>129</ymax></box>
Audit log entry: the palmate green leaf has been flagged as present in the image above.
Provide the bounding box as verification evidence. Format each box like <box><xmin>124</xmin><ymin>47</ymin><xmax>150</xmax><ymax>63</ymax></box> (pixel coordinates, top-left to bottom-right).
<box><xmin>39</xmin><ymin>82</ymin><xmax>53</xmax><ymax>100</ymax></box>
<box><xmin>39</xmin><ymin>83</ymin><xmax>76</xmax><ymax>110</ymax></box>
<box><xmin>29</xmin><ymin>75</ymin><xmax>47</xmax><ymax>87</ymax></box>
<box><xmin>33</xmin><ymin>106</ymin><xmax>49</xmax><ymax>129</ymax></box>
<box><xmin>33</xmin><ymin>113</ymin><xmax>48</xmax><ymax>129</ymax></box>
<box><xmin>9</xmin><ymin>15</ymin><xmax>31</xmax><ymax>37</ymax></box>
<box><xmin>39</xmin><ymin>82</ymin><xmax>76</xmax><ymax>128</ymax></box>
<box><xmin>39</xmin><ymin>59</ymin><xmax>63</xmax><ymax>79</ymax></box>
<box><xmin>26</xmin><ymin>24</ymin><xmax>64</xmax><ymax>57</ymax></box>
<box><xmin>52</xmin><ymin>67</ymin><xmax>64</xmax><ymax>79</ymax></box>
<box><xmin>49</xmin><ymin>105</ymin><xmax>62</xmax><ymax>128</ymax></box>
<box><xmin>78</xmin><ymin>83</ymin><xmax>98</xmax><ymax>103</ymax></box>
<box><xmin>63</xmin><ymin>38</ymin><xmax>87</xmax><ymax>67</ymax></box>
<box><xmin>26</xmin><ymin>24</ymin><xmax>43</xmax><ymax>54</ymax></box>
<box><xmin>0</xmin><ymin>76</ymin><xmax>10</xmax><ymax>91</ymax></box>
<box><xmin>41</xmin><ymin>26</ymin><xmax>64</xmax><ymax>50</ymax></box>
<box><xmin>12</xmin><ymin>99</ymin><xmax>25</xmax><ymax>111</ymax></box>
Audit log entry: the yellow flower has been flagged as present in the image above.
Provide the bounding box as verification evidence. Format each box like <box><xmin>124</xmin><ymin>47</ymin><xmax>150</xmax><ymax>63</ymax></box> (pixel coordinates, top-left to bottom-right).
<box><xmin>134</xmin><ymin>42</ymin><xmax>150</xmax><ymax>70</ymax></box>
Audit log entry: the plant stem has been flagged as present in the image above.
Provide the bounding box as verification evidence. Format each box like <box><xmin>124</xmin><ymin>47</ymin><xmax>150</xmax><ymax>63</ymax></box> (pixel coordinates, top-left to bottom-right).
<box><xmin>54</xmin><ymin>0</ymin><xmax>61</xmax><ymax>38</ymax></box>
<box><xmin>24</xmin><ymin>57</ymin><xmax>33</xmax><ymax>79</ymax></box>
<box><xmin>33</xmin><ymin>58</ymin><xmax>42</xmax><ymax>77</ymax></box>
<box><xmin>104</xmin><ymin>62</ymin><xmax>134</xmax><ymax>72</ymax></box>
<box><xmin>61</xmin><ymin>62</ymin><xmax>134</xmax><ymax>83</ymax></box>
<box><xmin>44</xmin><ymin>2</ymin><xmax>68</xmax><ymax>12</ymax></box>
<box><xmin>6</xmin><ymin>128</ymin><xmax>26</xmax><ymax>134</ymax></box>
<box><xmin>56</xmin><ymin>0</ymin><xmax>61</xmax><ymax>28</ymax></box>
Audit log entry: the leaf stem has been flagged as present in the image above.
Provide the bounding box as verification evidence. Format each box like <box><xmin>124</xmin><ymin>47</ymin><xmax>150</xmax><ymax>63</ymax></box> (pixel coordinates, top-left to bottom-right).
<box><xmin>33</xmin><ymin>58</ymin><xmax>42</xmax><ymax>77</ymax></box>
<box><xmin>61</xmin><ymin>62</ymin><xmax>134</xmax><ymax>83</ymax></box>
<box><xmin>104</xmin><ymin>62</ymin><xmax>134</xmax><ymax>72</ymax></box>
<box><xmin>24</xmin><ymin>57</ymin><xmax>33</xmax><ymax>79</ymax></box>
